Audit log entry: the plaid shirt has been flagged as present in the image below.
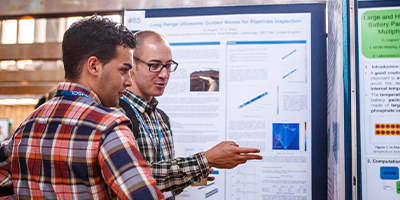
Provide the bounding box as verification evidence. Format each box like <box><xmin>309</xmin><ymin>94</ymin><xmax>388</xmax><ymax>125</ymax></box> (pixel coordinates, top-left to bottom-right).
<box><xmin>120</xmin><ymin>91</ymin><xmax>210</xmax><ymax>198</ymax></box>
<box><xmin>0</xmin><ymin>82</ymin><xmax>164</xmax><ymax>200</ymax></box>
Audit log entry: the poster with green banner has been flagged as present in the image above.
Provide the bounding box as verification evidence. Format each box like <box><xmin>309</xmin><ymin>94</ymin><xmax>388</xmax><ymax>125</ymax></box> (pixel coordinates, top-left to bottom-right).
<box><xmin>361</xmin><ymin>9</ymin><xmax>400</xmax><ymax>58</ymax></box>
<box><xmin>358</xmin><ymin>1</ymin><xmax>400</xmax><ymax>200</ymax></box>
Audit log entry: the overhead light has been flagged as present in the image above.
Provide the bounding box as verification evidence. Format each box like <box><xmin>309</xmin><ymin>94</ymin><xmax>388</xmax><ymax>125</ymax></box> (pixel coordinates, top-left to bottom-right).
<box><xmin>0</xmin><ymin>98</ymin><xmax>39</xmax><ymax>105</ymax></box>
<box><xmin>18</xmin><ymin>18</ymin><xmax>34</xmax><ymax>44</ymax></box>
<box><xmin>1</xmin><ymin>20</ymin><xmax>17</xmax><ymax>44</ymax></box>
<box><xmin>0</xmin><ymin>60</ymin><xmax>16</xmax><ymax>71</ymax></box>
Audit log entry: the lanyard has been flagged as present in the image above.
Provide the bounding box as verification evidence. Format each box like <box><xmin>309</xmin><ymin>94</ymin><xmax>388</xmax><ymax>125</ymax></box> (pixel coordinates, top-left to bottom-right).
<box><xmin>56</xmin><ymin>90</ymin><xmax>91</xmax><ymax>99</ymax></box>
<box><xmin>122</xmin><ymin>96</ymin><xmax>163</xmax><ymax>161</ymax></box>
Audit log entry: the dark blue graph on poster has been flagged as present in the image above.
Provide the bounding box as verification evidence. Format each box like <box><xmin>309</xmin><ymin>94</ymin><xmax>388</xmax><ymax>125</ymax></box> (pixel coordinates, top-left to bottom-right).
<box><xmin>273</xmin><ymin>123</ymin><xmax>300</xmax><ymax>150</ymax></box>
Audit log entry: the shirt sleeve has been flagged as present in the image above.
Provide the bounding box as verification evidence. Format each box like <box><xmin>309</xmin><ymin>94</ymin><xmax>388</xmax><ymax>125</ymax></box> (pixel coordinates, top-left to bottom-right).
<box><xmin>98</xmin><ymin>123</ymin><xmax>165</xmax><ymax>200</ymax></box>
<box><xmin>149</xmin><ymin>151</ymin><xmax>210</xmax><ymax>193</ymax></box>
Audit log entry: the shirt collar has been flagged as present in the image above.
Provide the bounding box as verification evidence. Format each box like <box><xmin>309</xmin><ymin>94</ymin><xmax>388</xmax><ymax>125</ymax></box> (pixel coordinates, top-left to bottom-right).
<box><xmin>56</xmin><ymin>82</ymin><xmax>101</xmax><ymax>104</ymax></box>
<box><xmin>123</xmin><ymin>90</ymin><xmax>158</xmax><ymax>114</ymax></box>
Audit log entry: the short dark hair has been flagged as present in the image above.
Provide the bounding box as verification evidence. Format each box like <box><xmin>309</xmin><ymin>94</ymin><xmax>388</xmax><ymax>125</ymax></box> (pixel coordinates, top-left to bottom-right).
<box><xmin>62</xmin><ymin>16</ymin><xmax>136</xmax><ymax>81</ymax></box>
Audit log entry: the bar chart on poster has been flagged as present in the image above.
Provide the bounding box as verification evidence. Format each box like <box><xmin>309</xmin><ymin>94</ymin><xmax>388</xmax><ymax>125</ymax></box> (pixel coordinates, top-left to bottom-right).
<box><xmin>358</xmin><ymin>1</ymin><xmax>400</xmax><ymax>200</ymax></box>
<box><xmin>125</xmin><ymin>4</ymin><xmax>326</xmax><ymax>200</ymax></box>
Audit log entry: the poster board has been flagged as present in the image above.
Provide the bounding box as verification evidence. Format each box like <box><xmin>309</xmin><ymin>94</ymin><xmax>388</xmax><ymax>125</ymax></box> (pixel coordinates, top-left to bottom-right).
<box><xmin>357</xmin><ymin>1</ymin><xmax>400</xmax><ymax>199</ymax></box>
<box><xmin>327</xmin><ymin>0</ymin><xmax>348</xmax><ymax>199</ymax></box>
<box><xmin>124</xmin><ymin>3</ymin><xmax>327</xmax><ymax>199</ymax></box>
<box><xmin>0</xmin><ymin>118</ymin><xmax>11</xmax><ymax>142</ymax></box>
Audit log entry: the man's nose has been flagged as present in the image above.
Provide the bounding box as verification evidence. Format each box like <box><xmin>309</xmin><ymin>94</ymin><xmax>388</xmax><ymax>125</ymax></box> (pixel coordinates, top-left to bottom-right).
<box><xmin>158</xmin><ymin>67</ymin><xmax>170</xmax><ymax>78</ymax></box>
<box><xmin>125</xmin><ymin>73</ymin><xmax>133</xmax><ymax>87</ymax></box>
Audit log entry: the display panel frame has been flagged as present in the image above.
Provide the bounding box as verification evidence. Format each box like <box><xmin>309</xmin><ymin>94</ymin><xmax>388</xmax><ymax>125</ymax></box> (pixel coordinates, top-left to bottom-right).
<box><xmin>124</xmin><ymin>3</ymin><xmax>327</xmax><ymax>199</ymax></box>
<box><xmin>356</xmin><ymin>1</ymin><xmax>400</xmax><ymax>199</ymax></box>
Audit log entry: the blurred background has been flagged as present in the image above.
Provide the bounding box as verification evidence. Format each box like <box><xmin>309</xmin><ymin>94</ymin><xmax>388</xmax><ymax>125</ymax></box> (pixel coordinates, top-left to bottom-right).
<box><xmin>0</xmin><ymin>0</ymin><xmax>325</xmax><ymax>140</ymax></box>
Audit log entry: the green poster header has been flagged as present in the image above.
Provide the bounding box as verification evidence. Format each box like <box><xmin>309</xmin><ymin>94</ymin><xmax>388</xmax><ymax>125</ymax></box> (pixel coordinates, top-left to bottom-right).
<box><xmin>361</xmin><ymin>9</ymin><xmax>400</xmax><ymax>58</ymax></box>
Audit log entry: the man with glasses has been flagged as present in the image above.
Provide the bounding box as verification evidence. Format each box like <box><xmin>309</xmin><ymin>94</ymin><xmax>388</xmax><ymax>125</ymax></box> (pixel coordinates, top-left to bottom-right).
<box><xmin>120</xmin><ymin>30</ymin><xmax>263</xmax><ymax>199</ymax></box>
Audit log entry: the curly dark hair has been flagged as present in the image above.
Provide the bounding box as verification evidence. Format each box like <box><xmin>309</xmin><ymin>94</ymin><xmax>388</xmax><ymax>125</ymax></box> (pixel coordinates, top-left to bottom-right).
<box><xmin>62</xmin><ymin>16</ymin><xmax>135</xmax><ymax>81</ymax></box>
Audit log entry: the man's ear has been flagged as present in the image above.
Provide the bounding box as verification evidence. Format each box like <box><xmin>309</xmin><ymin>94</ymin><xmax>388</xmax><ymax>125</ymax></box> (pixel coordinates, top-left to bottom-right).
<box><xmin>86</xmin><ymin>56</ymin><xmax>101</xmax><ymax>76</ymax></box>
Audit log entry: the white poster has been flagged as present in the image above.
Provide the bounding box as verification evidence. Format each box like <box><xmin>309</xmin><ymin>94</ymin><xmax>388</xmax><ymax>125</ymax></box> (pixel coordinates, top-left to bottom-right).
<box><xmin>0</xmin><ymin>119</ymin><xmax>10</xmax><ymax>142</ymax></box>
<box><xmin>358</xmin><ymin>5</ymin><xmax>400</xmax><ymax>200</ymax></box>
<box><xmin>327</xmin><ymin>0</ymin><xmax>346</xmax><ymax>199</ymax></box>
<box><xmin>126</xmin><ymin>9</ymin><xmax>313</xmax><ymax>200</ymax></box>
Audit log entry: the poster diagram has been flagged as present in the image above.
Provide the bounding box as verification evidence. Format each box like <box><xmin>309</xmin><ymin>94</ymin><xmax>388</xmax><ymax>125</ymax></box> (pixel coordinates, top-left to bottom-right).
<box><xmin>367</xmin><ymin>115</ymin><xmax>400</xmax><ymax>145</ymax></box>
<box><xmin>366</xmin><ymin>158</ymin><xmax>400</xmax><ymax>200</ymax></box>
<box><xmin>238</xmin><ymin>92</ymin><xmax>268</xmax><ymax>109</ymax></box>
<box><xmin>272</xmin><ymin>123</ymin><xmax>300</xmax><ymax>150</ymax></box>
<box><xmin>282</xmin><ymin>69</ymin><xmax>297</xmax><ymax>79</ymax></box>
<box><xmin>227</xmin><ymin>86</ymin><xmax>277</xmax><ymax>116</ymax></box>
<box><xmin>229</xmin><ymin>165</ymin><xmax>257</xmax><ymax>200</ymax></box>
<box><xmin>190</xmin><ymin>69</ymin><xmax>220</xmax><ymax>92</ymax></box>
<box><xmin>282</xmin><ymin>49</ymin><xmax>297</xmax><ymax>60</ymax></box>
<box><xmin>374</xmin><ymin>124</ymin><xmax>400</xmax><ymax>136</ymax></box>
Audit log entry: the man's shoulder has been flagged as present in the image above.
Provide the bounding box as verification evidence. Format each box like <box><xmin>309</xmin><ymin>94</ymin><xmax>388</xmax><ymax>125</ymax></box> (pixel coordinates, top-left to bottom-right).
<box><xmin>27</xmin><ymin>97</ymin><xmax>130</xmax><ymax>131</ymax></box>
<box><xmin>156</xmin><ymin>108</ymin><xmax>169</xmax><ymax>120</ymax></box>
<box><xmin>92</xmin><ymin>104</ymin><xmax>131</xmax><ymax>129</ymax></box>
<box><xmin>104</xmin><ymin>106</ymin><xmax>131</xmax><ymax>122</ymax></box>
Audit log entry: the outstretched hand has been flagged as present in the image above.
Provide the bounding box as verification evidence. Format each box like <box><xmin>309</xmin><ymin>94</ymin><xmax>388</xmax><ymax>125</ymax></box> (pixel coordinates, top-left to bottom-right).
<box><xmin>204</xmin><ymin>141</ymin><xmax>263</xmax><ymax>169</ymax></box>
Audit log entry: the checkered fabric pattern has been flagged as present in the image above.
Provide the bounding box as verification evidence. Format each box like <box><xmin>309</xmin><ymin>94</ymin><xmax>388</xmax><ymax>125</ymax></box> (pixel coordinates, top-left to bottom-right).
<box><xmin>121</xmin><ymin>90</ymin><xmax>210</xmax><ymax>199</ymax></box>
<box><xmin>0</xmin><ymin>82</ymin><xmax>164</xmax><ymax>200</ymax></box>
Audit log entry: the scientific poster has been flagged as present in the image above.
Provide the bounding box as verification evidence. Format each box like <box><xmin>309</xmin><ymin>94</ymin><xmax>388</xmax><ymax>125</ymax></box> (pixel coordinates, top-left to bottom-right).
<box><xmin>125</xmin><ymin>4</ymin><xmax>326</xmax><ymax>200</ymax></box>
<box><xmin>327</xmin><ymin>0</ymin><xmax>346</xmax><ymax>199</ymax></box>
<box><xmin>0</xmin><ymin>119</ymin><xmax>10</xmax><ymax>142</ymax></box>
<box><xmin>358</xmin><ymin>3</ymin><xmax>400</xmax><ymax>200</ymax></box>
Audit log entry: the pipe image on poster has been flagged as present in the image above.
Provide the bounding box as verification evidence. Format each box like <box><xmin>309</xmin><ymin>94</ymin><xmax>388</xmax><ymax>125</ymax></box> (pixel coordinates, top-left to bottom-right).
<box><xmin>190</xmin><ymin>69</ymin><xmax>219</xmax><ymax>92</ymax></box>
<box><xmin>125</xmin><ymin>4</ymin><xmax>326</xmax><ymax>200</ymax></box>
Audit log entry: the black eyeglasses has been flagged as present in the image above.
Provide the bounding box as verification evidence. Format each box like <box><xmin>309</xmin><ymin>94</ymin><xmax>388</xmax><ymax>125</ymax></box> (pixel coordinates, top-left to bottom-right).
<box><xmin>133</xmin><ymin>56</ymin><xmax>178</xmax><ymax>73</ymax></box>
